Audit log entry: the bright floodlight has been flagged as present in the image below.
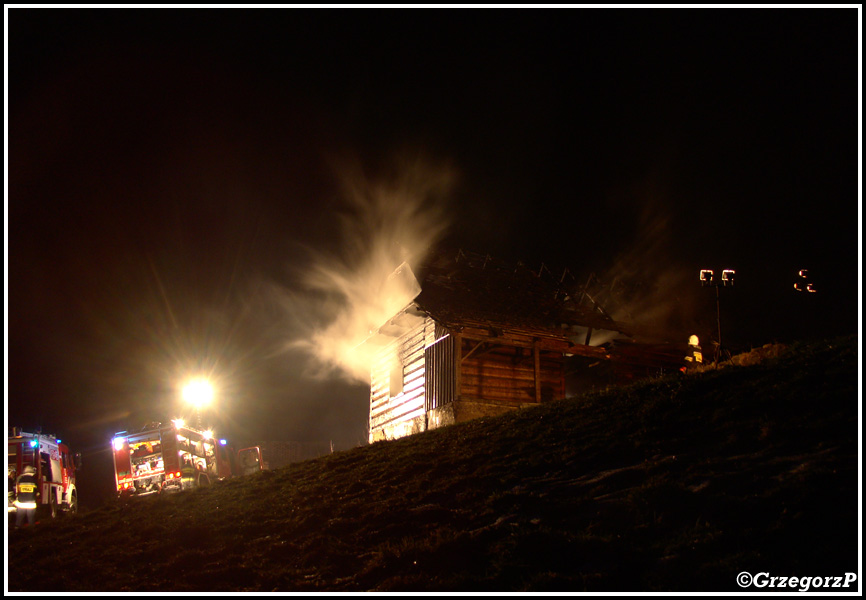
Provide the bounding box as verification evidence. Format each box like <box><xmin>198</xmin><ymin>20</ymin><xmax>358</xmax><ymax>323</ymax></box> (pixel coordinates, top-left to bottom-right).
<box><xmin>182</xmin><ymin>377</ymin><xmax>214</xmax><ymax>409</ymax></box>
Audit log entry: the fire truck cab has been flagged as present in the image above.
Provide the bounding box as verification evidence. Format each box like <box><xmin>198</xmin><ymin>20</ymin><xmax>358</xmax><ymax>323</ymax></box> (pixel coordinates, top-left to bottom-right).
<box><xmin>112</xmin><ymin>421</ymin><xmax>263</xmax><ymax>496</ymax></box>
<box><xmin>8</xmin><ymin>427</ymin><xmax>81</xmax><ymax>518</ymax></box>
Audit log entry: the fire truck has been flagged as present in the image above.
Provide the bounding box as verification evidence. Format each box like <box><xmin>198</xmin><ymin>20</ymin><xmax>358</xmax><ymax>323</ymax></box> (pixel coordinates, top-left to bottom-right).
<box><xmin>111</xmin><ymin>420</ymin><xmax>263</xmax><ymax>496</ymax></box>
<box><xmin>8</xmin><ymin>427</ymin><xmax>81</xmax><ymax>518</ymax></box>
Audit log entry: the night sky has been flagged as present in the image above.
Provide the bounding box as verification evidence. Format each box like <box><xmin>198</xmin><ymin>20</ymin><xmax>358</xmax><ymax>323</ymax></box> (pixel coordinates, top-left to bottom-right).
<box><xmin>7</xmin><ymin>8</ymin><xmax>860</xmax><ymax>505</ymax></box>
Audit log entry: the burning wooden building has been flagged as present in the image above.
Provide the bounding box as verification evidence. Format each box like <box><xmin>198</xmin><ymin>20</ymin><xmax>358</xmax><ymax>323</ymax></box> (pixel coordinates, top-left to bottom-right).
<box><xmin>364</xmin><ymin>250</ymin><xmax>687</xmax><ymax>443</ymax></box>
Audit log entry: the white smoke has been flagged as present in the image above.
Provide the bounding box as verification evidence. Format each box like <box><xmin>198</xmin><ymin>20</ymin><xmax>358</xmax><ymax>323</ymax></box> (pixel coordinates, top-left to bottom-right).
<box><xmin>287</xmin><ymin>153</ymin><xmax>456</xmax><ymax>384</ymax></box>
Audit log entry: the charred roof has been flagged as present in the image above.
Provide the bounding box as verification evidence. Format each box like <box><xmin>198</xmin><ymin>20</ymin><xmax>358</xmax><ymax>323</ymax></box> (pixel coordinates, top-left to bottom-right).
<box><xmin>411</xmin><ymin>249</ymin><xmax>626</xmax><ymax>338</ymax></box>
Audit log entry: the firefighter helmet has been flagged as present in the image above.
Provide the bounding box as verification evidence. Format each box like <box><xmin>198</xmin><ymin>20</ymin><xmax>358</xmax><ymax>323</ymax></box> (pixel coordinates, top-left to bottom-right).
<box><xmin>23</xmin><ymin>465</ymin><xmax>36</xmax><ymax>474</ymax></box>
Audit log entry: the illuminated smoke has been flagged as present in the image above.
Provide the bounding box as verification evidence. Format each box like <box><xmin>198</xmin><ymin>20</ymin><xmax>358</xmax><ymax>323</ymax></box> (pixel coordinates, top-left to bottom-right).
<box><xmin>588</xmin><ymin>178</ymin><xmax>704</xmax><ymax>343</ymax></box>
<box><xmin>288</xmin><ymin>154</ymin><xmax>456</xmax><ymax>384</ymax></box>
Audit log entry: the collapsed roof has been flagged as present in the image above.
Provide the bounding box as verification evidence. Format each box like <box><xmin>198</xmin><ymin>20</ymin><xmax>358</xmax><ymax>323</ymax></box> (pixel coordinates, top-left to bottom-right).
<box><xmin>368</xmin><ymin>248</ymin><xmax>686</xmax><ymax>352</ymax></box>
<box><xmin>411</xmin><ymin>249</ymin><xmax>626</xmax><ymax>340</ymax></box>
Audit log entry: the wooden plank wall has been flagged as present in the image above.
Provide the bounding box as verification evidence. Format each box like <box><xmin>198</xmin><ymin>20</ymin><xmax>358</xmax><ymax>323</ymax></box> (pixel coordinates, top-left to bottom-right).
<box><xmin>369</xmin><ymin>317</ymin><xmax>569</xmax><ymax>441</ymax></box>
<box><xmin>369</xmin><ymin>316</ymin><xmax>435</xmax><ymax>442</ymax></box>
<box><xmin>459</xmin><ymin>340</ymin><xmax>564</xmax><ymax>405</ymax></box>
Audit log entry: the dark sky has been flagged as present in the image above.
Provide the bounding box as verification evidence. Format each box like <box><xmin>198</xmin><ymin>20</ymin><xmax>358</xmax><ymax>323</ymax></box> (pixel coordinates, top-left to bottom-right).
<box><xmin>6</xmin><ymin>9</ymin><xmax>860</xmax><ymax>504</ymax></box>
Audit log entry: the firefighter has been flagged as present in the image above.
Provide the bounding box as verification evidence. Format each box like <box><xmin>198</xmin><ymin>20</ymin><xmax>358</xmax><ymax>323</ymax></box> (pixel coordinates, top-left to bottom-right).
<box><xmin>14</xmin><ymin>465</ymin><xmax>38</xmax><ymax>528</ymax></box>
<box><xmin>681</xmin><ymin>334</ymin><xmax>703</xmax><ymax>372</ymax></box>
<box><xmin>7</xmin><ymin>466</ymin><xmax>16</xmax><ymax>508</ymax></box>
<box><xmin>180</xmin><ymin>454</ymin><xmax>196</xmax><ymax>489</ymax></box>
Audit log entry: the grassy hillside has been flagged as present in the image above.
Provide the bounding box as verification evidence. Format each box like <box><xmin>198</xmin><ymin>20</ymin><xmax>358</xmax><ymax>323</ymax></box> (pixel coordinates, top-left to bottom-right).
<box><xmin>7</xmin><ymin>336</ymin><xmax>859</xmax><ymax>592</ymax></box>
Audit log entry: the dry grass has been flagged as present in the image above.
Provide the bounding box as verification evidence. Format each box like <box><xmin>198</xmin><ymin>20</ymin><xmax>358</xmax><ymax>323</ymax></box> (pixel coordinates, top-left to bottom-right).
<box><xmin>7</xmin><ymin>335</ymin><xmax>859</xmax><ymax>592</ymax></box>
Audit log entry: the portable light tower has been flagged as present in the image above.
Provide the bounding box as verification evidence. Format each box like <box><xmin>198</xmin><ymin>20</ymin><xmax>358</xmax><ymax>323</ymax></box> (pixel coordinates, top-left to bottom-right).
<box><xmin>182</xmin><ymin>377</ymin><xmax>214</xmax><ymax>429</ymax></box>
<box><xmin>700</xmin><ymin>269</ymin><xmax>735</xmax><ymax>362</ymax></box>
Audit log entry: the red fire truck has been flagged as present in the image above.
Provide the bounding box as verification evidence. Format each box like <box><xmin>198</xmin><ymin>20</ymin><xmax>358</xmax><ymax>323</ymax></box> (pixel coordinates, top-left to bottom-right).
<box><xmin>8</xmin><ymin>427</ymin><xmax>81</xmax><ymax>518</ymax></box>
<box><xmin>111</xmin><ymin>420</ymin><xmax>263</xmax><ymax>496</ymax></box>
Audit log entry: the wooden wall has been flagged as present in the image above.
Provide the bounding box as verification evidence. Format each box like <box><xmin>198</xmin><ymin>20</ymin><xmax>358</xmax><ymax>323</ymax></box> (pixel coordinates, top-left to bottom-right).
<box><xmin>460</xmin><ymin>339</ymin><xmax>564</xmax><ymax>405</ymax></box>
<box><xmin>458</xmin><ymin>325</ymin><xmax>566</xmax><ymax>406</ymax></box>
<box><xmin>369</xmin><ymin>314</ymin><xmax>568</xmax><ymax>443</ymax></box>
<box><xmin>369</xmin><ymin>316</ymin><xmax>435</xmax><ymax>443</ymax></box>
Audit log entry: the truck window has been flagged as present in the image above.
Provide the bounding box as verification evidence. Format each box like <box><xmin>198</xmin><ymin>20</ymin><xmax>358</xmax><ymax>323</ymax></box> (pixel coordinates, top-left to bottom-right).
<box><xmin>40</xmin><ymin>452</ymin><xmax>49</xmax><ymax>480</ymax></box>
<box><xmin>40</xmin><ymin>452</ymin><xmax>52</xmax><ymax>482</ymax></box>
<box><xmin>192</xmin><ymin>439</ymin><xmax>205</xmax><ymax>458</ymax></box>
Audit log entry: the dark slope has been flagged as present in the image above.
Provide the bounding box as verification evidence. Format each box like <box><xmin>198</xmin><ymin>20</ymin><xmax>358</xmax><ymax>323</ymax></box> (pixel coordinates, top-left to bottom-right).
<box><xmin>7</xmin><ymin>336</ymin><xmax>859</xmax><ymax>592</ymax></box>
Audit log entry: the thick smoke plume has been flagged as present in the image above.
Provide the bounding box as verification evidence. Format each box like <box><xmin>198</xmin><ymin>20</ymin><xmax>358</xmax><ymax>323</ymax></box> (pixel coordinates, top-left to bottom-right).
<box><xmin>586</xmin><ymin>173</ymin><xmax>705</xmax><ymax>345</ymax></box>
<box><xmin>288</xmin><ymin>154</ymin><xmax>456</xmax><ymax>384</ymax></box>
